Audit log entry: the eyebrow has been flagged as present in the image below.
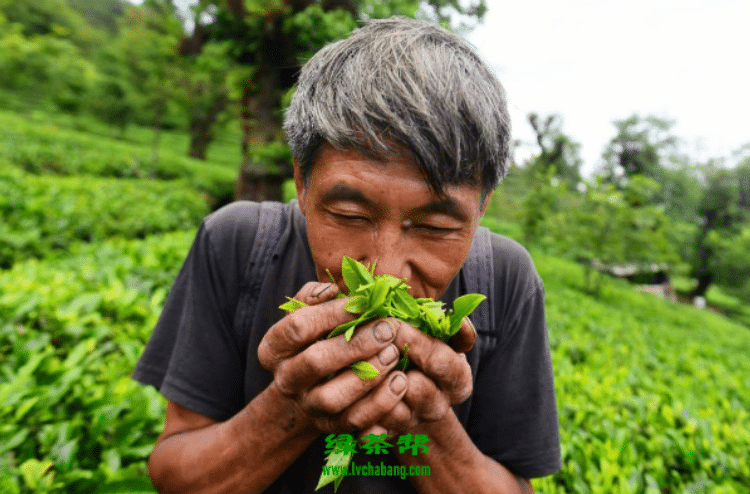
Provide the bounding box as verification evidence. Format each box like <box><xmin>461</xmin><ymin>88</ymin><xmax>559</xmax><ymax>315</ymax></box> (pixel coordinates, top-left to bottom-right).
<box><xmin>320</xmin><ymin>183</ymin><xmax>470</xmax><ymax>222</ymax></box>
<box><xmin>320</xmin><ymin>183</ymin><xmax>377</xmax><ymax>209</ymax></box>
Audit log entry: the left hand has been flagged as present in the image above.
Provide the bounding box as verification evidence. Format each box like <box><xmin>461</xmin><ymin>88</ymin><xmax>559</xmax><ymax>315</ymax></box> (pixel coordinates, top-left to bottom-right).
<box><xmin>347</xmin><ymin>318</ymin><xmax>475</xmax><ymax>438</ymax></box>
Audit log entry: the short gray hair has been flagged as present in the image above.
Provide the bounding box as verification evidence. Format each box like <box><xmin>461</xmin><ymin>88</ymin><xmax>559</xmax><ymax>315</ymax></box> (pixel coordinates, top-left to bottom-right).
<box><xmin>284</xmin><ymin>16</ymin><xmax>511</xmax><ymax>198</ymax></box>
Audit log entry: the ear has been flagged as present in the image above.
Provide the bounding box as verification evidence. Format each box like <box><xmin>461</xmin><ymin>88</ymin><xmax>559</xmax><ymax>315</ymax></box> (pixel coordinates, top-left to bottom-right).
<box><xmin>293</xmin><ymin>158</ymin><xmax>307</xmax><ymax>214</ymax></box>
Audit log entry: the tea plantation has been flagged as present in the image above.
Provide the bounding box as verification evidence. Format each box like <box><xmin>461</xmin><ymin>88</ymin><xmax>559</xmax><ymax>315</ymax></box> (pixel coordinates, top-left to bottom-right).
<box><xmin>1</xmin><ymin>110</ymin><xmax>748</xmax><ymax>493</ymax></box>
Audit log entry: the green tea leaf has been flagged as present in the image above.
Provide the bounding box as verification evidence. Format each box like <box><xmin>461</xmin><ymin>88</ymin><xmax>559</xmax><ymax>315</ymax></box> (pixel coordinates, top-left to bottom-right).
<box><xmin>350</xmin><ymin>361</ymin><xmax>380</xmax><ymax>380</ymax></box>
<box><xmin>316</xmin><ymin>448</ymin><xmax>353</xmax><ymax>492</ymax></box>
<box><xmin>392</xmin><ymin>289</ymin><xmax>419</xmax><ymax>318</ymax></box>
<box><xmin>345</xmin><ymin>295</ymin><xmax>369</xmax><ymax>314</ymax></box>
<box><xmin>278</xmin><ymin>297</ymin><xmax>308</xmax><ymax>312</ymax></box>
<box><xmin>368</xmin><ymin>277</ymin><xmax>390</xmax><ymax>309</ymax></box>
<box><xmin>341</xmin><ymin>256</ymin><xmax>373</xmax><ymax>293</ymax></box>
<box><xmin>398</xmin><ymin>343</ymin><xmax>410</xmax><ymax>372</ymax></box>
<box><xmin>448</xmin><ymin>294</ymin><xmax>486</xmax><ymax>336</ymax></box>
<box><xmin>328</xmin><ymin>318</ymin><xmax>360</xmax><ymax>339</ymax></box>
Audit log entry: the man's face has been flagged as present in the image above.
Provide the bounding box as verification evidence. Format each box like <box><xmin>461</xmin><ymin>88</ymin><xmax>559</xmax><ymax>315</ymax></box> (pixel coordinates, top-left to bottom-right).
<box><xmin>296</xmin><ymin>142</ymin><xmax>490</xmax><ymax>300</ymax></box>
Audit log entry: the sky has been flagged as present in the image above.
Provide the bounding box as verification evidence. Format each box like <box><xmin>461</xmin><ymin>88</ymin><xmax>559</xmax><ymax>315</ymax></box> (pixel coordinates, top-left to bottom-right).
<box><xmin>464</xmin><ymin>0</ymin><xmax>750</xmax><ymax>176</ymax></box>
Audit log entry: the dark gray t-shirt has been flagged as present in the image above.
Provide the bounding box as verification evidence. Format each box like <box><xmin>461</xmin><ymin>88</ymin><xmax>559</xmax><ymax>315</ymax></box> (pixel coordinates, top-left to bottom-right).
<box><xmin>132</xmin><ymin>200</ymin><xmax>561</xmax><ymax>493</ymax></box>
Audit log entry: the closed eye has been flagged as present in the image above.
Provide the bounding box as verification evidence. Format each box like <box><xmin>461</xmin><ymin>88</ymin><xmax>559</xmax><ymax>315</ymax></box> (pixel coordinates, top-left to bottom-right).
<box><xmin>413</xmin><ymin>224</ymin><xmax>457</xmax><ymax>233</ymax></box>
<box><xmin>331</xmin><ymin>212</ymin><xmax>369</xmax><ymax>222</ymax></box>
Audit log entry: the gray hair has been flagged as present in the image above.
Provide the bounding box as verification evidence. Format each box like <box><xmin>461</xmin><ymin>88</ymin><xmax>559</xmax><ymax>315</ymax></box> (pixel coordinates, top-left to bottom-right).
<box><xmin>284</xmin><ymin>16</ymin><xmax>511</xmax><ymax>198</ymax></box>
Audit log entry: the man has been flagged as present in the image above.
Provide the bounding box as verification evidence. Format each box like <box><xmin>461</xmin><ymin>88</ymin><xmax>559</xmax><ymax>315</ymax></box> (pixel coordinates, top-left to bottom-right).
<box><xmin>133</xmin><ymin>17</ymin><xmax>561</xmax><ymax>494</ymax></box>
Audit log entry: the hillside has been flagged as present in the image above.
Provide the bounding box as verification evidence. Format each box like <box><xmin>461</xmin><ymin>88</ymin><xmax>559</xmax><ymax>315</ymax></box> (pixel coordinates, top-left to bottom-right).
<box><xmin>1</xmin><ymin>110</ymin><xmax>748</xmax><ymax>493</ymax></box>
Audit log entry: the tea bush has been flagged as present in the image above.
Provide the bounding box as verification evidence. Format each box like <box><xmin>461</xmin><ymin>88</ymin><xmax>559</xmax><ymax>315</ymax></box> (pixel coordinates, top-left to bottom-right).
<box><xmin>532</xmin><ymin>252</ymin><xmax>750</xmax><ymax>493</ymax></box>
<box><xmin>0</xmin><ymin>110</ymin><xmax>235</xmax><ymax>206</ymax></box>
<box><xmin>0</xmin><ymin>231</ymin><xmax>194</xmax><ymax>493</ymax></box>
<box><xmin>0</xmin><ymin>166</ymin><xmax>208</xmax><ymax>267</ymax></box>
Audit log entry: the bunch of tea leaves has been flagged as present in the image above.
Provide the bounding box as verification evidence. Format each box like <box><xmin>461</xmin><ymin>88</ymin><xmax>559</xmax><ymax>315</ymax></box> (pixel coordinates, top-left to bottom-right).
<box><xmin>279</xmin><ymin>256</ymin><xmax>486</xmax><ymax>492</ymax></box>
<box><xmin>279</xmin><ymin>256</ymin><xmax>486</xmax><ymax>378</ymax></box>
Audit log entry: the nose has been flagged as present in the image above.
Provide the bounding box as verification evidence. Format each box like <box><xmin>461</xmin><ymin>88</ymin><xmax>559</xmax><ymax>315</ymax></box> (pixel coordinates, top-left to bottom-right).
<box><xmin>362</xmin><ymin>223</ymin><xmax>411</xmax><ymax>281</ymax></box>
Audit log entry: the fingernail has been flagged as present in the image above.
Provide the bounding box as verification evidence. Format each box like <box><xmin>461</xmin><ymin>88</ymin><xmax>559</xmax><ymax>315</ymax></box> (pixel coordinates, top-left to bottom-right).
<box><xmin>312</xmin><ymin>283</ymin><xmax>331</xmax><ymax>297</ymax></box>
<box><xmin>378</xmin><ymin>344</ymin><xmax>398</xmax><ymax>366</ymax></box>
<box><xmin>389</xmin><ymin>374</ymin><xmax>407</xmax><ymax>394</ymax></box>
<box><xmin>373</xmin><ymin>321</ymin><xmax>395</xmax><ymax>343</ymax></box>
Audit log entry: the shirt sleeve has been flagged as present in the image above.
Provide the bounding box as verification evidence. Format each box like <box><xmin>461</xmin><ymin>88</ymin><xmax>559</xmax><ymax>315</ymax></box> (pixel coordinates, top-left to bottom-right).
<box><xmin>467</xmin><ymin>235</ymin><xmax>562</xmax><ymax>478</ymax></box>
<box><xmin>131</xmin><ymin>201</ymin><xmax>259</xmax><ymax>421</ymax></box>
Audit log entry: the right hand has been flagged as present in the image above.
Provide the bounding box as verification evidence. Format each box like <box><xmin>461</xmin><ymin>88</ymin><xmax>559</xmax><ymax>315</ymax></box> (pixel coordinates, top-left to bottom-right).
<box><xmin>257</xmin><ymin>282</ymin><xmax>409</xmax><ymax>434</ymax></box>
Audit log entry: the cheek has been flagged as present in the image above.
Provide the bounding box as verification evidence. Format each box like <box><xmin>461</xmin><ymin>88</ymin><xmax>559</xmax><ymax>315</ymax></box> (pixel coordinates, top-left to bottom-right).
<box><xmin>411</xmin><ymin>240</ymin><xmax>472</xmax><ymax>299</ymax></box>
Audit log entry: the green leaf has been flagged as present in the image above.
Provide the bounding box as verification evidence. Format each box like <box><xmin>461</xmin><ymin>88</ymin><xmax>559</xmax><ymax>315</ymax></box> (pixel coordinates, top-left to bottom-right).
<box><xmin>316</xmin><ymin>449</ymin><xmax>353</xmax><ymax>492</ymax></box>
<box><xmin>341</xmin><ymin>256</ymin><xmax>373</xmax><ymax>293</ymax></box>
<box><xmin>448</xmin><ymin>294</ymin><xmax>486</xmax><ymax>336</ymax></box>
<box><xmin>392</xmin><ymin>289</ymin><xmax>419</xmax><ymax>318</ymax></box>
<box><xmin>368</xmin><ymin>277</ymin><xmax>389</xmax><ymax>309</ymax></box>
<box><xmin>94</xmin><ymin>478</ymin><xmax>157</xmax><ymax>494</ymax></box>
<box><xmin>345</xmin><ymin>295</ymin><xmax>369</xmax><ymax>314</ymax></box>
<box><xmin>350</xmin><ymin>361</ymin><xmax>380</xmax><ymax>380</ymax></box>
<box><xmin>398</xmin><ymin>343</ymin><xmax>410</xmax><ymax>372</ymax></box>
<box><xmin>278</xmin><ymin>297</ymin><xmax>308</xmax><ymax>312</ymax></box>
<box><xmin>327</xmin><ymin>319</ymin><xmax>359</xmax><ymax>339</ymax></box>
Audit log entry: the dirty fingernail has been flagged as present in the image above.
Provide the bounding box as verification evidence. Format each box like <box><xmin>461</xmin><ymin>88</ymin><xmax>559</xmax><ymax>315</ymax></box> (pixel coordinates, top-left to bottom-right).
<box><xmin>378</xmin><ymin>344</ymin><xmax>398</xmax><ymax>366</ymax></box>
<box><xmin>389</xmin><ymin>374</ymin><xmax>407</xmax><ymax>394</ymax></box>
<box><xmin>312</xmin><ymin>283</ymin><xmax>331</xmax><ymax>297</ymax></box>
<box><xmin>373</xmin><ymin>321</ymin><xmax>395</xmax><ymax>343</ymax></box>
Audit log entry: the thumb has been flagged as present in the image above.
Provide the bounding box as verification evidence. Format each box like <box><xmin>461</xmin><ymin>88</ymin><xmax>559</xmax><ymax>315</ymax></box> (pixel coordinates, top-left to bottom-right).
<box><xmin>447</xmin><ymin>317</ymin><xmax>477</xmax><ymax>354</ymax></box>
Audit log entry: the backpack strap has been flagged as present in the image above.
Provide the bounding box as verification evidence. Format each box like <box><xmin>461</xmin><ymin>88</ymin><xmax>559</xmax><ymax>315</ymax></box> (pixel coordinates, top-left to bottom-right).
<box><xmin>461</xmin><ymin>226</ymin><xmax>494</xmax><ymax>342</ymax></box>
<box><xmin>237</xmin><ymin>201</ymin><xmax>287</xmax><ymax>340</ymax></box>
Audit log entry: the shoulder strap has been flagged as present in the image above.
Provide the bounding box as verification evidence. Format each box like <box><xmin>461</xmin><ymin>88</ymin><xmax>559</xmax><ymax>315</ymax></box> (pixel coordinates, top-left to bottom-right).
<box><xmin>239</xmin><ymin>201</ymin><xmax>287</xmax><ymax>327</ymax></box>
<box><xmin>461</xmin><ymin>226</ymin><xmax>494</xmax><ymax>339</ymax></box>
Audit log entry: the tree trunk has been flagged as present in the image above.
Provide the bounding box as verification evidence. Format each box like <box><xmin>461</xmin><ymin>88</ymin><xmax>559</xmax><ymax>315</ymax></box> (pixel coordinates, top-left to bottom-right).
<box><xmin>188</xmin><ymin>93</ymin><xmax>228</xmax><ymax>160</ymax></box>
<box><xmin>235</xmin><ymin>27</ymin><xmax>292</xmax><ymax>201</ymax></box>
<box><xmin>690</xmin><ymin>273</ymin><xmax>713</xmax><ymax>298</ymax></box>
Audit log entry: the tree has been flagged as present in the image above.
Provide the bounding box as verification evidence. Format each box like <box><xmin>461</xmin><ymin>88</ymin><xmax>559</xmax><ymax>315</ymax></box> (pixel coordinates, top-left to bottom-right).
<box><xmin>526</xmin><ymin>112</ymin><xmax>582</xmax><ymax>185</ymax></box>
<box><xmin>600</xmin><ymin>114</ymin><xmax>678</xmax><ymax>181</ymax></box>
<box><xmin>548</xmin><ymin>175</ymin><xmax>677</xmax><ymax>294</ymax></box>
<box><xmin>178</xmin><ymin>0</ymin><xmax>487</xmax><ymax>201</ymax></box>
<box><xmin>689</xmin><ymin>151</ymin><xmax>750</xmax><ymax>299</ymax></box>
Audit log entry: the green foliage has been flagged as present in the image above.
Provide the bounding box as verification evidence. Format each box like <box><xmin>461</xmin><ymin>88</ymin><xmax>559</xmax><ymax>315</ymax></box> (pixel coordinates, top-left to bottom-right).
<box><xmin>0</xmin><ymin>230</ymin><xmax>195</xmax><ymax>493</ymax></box>
<box><xmin>601</xmin><ymin>114</ymin><xmax>678</xmax><ymax>180</ymax></box>
<box><xmin>0</xmin><ymin>22</ymin><xmax>99</xmax><ymax>112</ymax></box>
<box><xmin>527</xmin><ymin>249</ymin><xmax>750</xmax><ymax>494</ymax></box>
<box><xmin>0</xmin><ymin>165</ymin><xmax>208</xmax><ymax>267</ymax></box>
<box><xmin>0</xmin><ymin>110</ymin><xmax>236</xmax><ymax>205</ymax></box>
<box><xmin>526</xmin><ymin>113</ymin><xmax>583</xmax><ymax>184</ymax></box>
<box><xmin>522</xmin><ymin>173</ymin><xmax>679</xmax><ymax>293</ymax></box>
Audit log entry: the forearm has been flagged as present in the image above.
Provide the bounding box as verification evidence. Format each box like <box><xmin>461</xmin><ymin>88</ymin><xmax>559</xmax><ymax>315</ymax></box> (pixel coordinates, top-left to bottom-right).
<box><xmin>396</xmin><ymin>409</ymin><xmax>532</xmax><ymax>494</ymax></box>
<box><xmin>149</xmin><ymin>383</ymin><xmax>320</xmax><ymax>494</ymax></box>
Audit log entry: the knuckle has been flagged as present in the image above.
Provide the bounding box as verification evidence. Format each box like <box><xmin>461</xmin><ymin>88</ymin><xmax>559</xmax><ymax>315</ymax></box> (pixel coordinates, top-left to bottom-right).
<box><xmin>424</xmin><ymin>343</ymin><xmax>452</xmax><ymax>380</ymax></box>
<box><xmin>273</xmin><ymin>364</ymin><xmax>296</xmax><ymax>397</ymax></box>
<box><xmin>302</xmin><ymin>347</ymin><xmax>331</xmax><ymax>378</ymax></box>
<box><xmin>285</xmin><ymin>313</ymin><xmax>307</xmax><ymax>347</ymax></box>
<box><xmin>343</xmin><ymin>409</ymin><xmax>370</xmax><ymax>431</ymax></box>
<box><xmin>314</xmin><ymin>384</ymin><xmax>349</xmax><ymax>415</ymax></box>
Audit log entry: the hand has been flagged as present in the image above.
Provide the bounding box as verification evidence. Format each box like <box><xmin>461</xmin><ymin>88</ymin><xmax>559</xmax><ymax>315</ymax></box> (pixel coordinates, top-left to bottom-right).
<box><xmin>257</xmin><ymin>282</ymin><xmax>409</xmax><ymax>433</ymax></box>
<box><xmin>363</xmin><ymin>317</ymin><xmax>475</xmax><ymax>437</ymax></box>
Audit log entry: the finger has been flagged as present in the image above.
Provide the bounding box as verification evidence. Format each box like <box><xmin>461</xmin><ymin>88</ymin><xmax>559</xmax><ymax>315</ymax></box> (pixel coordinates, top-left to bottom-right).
<box><xmin>321</xmin><ymin>372</ymin><xmax>408</xmax><ymax>432</ymax></box>
<box><xmin>258</xmin><ymin>297</ymin><xmax>356</xmax><ymax>371</ymax></box>
<box><xmin>359</xmin><ymin>423</ymin><xmax>389</xmax><ymax>441</ymax></box>
<box><xmin>447</xmin><ymin>316</ymin><xmax>477</xmax><ymax>353</ymax></box>
<box><xmin>274</xmin><ymin>319</ymin><xmax>397</xmax><ymax>397</ymax></box>
<box><xmin>392</xmin><ymin>321</ymin><xmax>473</xmax><ymax>405</ymax></box>
<box><xmin>292</xmin><ymin>281</ymin><xmax>340</xmax><ymax>307</ymax></box>
<box><xmin>376</xmin><ymin>401</ymin><xmax>415</xmax><ymax>436</ymax></box>
<box><xmin>401</xmin><ymin>369</ymin><xmax>451</xmax><ymax>422</ymax></box>
<box><xmin>300</xmin><ymin>337</ymin><xmax>400</xmax><ymax>415</ymax></box>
